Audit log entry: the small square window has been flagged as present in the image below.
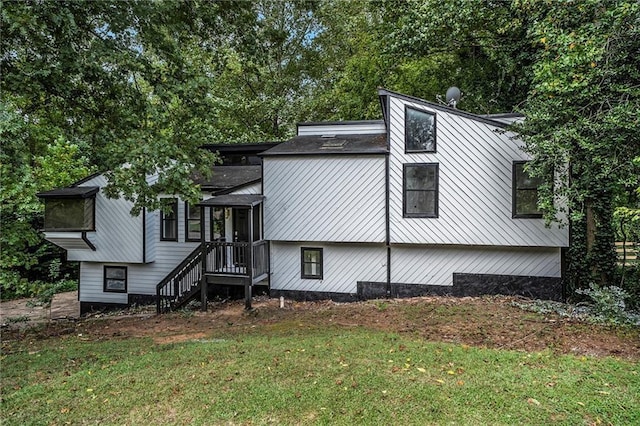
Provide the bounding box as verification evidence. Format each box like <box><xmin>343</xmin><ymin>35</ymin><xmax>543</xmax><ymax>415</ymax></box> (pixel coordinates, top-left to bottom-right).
<box><xmin>104</xmin><ymin>266</ymin><xmax>127</xmax><ymax>293</ymax></box>
<box><xmin>160</xmin><ymin>199</ymin><xmax>178</xmax><ymax>241</ymax></box>
<box><xmin>301</xmin><ymin>248</ymin><xmax>323</xmax><ymax>280</ymax></box>
<box><xmin>185</xmin><ymin>202</ymin><xmax>202</xmax><ymax>242</ymax></box>
<box><xmin>513</xmin><ymin>162</ymin><xmax>543</xmax><ymax>218</ymax></box>
<box><xmin>403</xmin><ymin>163</ymin><xmax>439</xmax><ymax>218</ymax></box>
<box><xmin>405</xmin><ymin>106</ymin><xmax>436</xmax><ymax>153</ymax></box>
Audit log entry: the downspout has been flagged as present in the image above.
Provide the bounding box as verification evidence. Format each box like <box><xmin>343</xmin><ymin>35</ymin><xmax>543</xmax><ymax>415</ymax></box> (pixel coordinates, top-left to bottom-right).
<box><xmin>142</xmin><ymin>207</ymin><xmax>146</xmax><ymax>263</ymax></box>
<box><xmin>382</xmin><ymin>93</ymin><xmax>392</xmax><ymax>298</ymax></box>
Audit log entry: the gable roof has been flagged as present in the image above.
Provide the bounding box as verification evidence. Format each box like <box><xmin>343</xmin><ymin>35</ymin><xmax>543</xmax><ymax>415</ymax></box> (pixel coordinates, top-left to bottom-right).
<box><xmin>377</xmin><ymin>88</ymin><xmax>520</xmax><ymax>129</ymax></box>
<box><xmin>261</xmin><ymin>133</ymin><xmax>388</xmax><ymax>156</ymax></box>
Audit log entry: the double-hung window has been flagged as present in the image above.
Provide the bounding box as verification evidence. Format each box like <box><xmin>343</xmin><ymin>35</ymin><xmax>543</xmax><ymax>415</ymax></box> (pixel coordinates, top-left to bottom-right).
<box><xmin>104</xmin><ymin>266</ymin><xmax>127</xmax><ymax>293</ymax></box>
<box><xmin>403</xmin><ymin>163</ymin><xmax>439</xmax><ymax>218</ymax></box>
<box><xmin>160</xmin><ymin>199</ymin><xmax>178</xmax><ymax>241</ymax></box>
<box><xmin>301</xmin><ymin>248</ymin><xmax>323</xmax><ymax>280</ymax></box>
<box><xmin>513</xmin><ymin>161</ymin><xmax>543</xmax><ymax>218</ymax></box>
<box><xmin>185</xmin><ymin>202</ymin><xmax>201</xmax><ymax>241</ymax></box>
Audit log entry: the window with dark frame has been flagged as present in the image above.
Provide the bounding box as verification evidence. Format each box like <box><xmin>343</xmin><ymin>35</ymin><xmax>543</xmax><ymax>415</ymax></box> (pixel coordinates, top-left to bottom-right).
<box><xmin>301</xmin><ymin>248</ymin><xmax>323</xmax><ymax>280</ymax></box>
<box><xmin>403</xmin><ymin>163</ymin><xmax>439</xmax><ymax>218</ymax></box>
<box><xmin>405</xmin><ymin>106</ymin><xmax>436</xmax><ymax>153</ymax></box>
<box><xmin>43</xmin><ymin>197</ymin><xmax>95</xmax><ymax>231</ymax></box>
<box><xmin>210</xmin><ymin>207</ymin><xmax>226</xmax><ymax>241</ymax></box>
<box><xmin>513</xmin><ymin>161</ymin><xmax>543</xmax><ymax>218</ymax></box>
<box><xmin>160</xmin><ymin>199</ymin><xmax>178</xmax><ymax>241</ymax></box>
<box><xmin>185</xmin><ymin>202</ymin><xmax>201</xmax><ymax>241</ymax></box>
<box><xmin>104</xmin><ymin>266</ymin><xmax>127</xmax><ymax>293</ymax></box>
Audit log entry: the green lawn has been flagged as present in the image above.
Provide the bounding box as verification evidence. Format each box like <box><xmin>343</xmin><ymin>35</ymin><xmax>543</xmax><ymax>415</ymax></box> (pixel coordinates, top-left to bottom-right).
<box><xmin>2</xmin><ymin>324</ymin><xmax>638</xmax><ymax>425</ymax></box>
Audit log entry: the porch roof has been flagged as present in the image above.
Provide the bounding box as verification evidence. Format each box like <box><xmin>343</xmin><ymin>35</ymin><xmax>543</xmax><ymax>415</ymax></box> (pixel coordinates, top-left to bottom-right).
<box><xmin>198</xmin><ymin>194</ymin><xmax>264</xmax><ymax>208</ymax></box>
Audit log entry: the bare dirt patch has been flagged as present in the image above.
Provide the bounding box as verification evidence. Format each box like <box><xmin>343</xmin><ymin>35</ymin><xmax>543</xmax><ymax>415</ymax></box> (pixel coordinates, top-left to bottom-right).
<box><xmin>3</xmin><ymin>296</ymin><xmax>639</xmax><ymax>360</ymax></box>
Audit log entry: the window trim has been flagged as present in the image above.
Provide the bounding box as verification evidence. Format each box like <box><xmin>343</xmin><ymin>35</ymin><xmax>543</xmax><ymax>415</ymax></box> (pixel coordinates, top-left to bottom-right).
<box><xmin>103</xmin><ymin>266</ymin><xmax>127</xmax><ymax>293</ymax></box>
<box><xmin>43</xmin><ymin>197</ymin><xmax>96</xmax><ymax>232</ymax></box>
<box><xmin>403</xmin><ymin>163</ymin><xmax>439</xmax><ymax>218</ymax></box>
<box><xmin>160</xmin><ymin>198</ymin><xmax>179</xmax><ymax>241</ymax></box>
<box><xmin>301</xmin><ymin>247</ymin><xmax>323</xmax><ymax>280</ymax></box>
<box><xmin>184</xmin><ymin>201</ymin><xmax>202</xmax><ymax>242</ymax></box>
<box><xmin>512</xmin><ymin>161</ymin><xmax>543</xmax><ymax>219</ymax></box>
<box><xmin>404</xmin><ymin>105</ymin><xmax>437</xmax><ymax>153</ymax></box>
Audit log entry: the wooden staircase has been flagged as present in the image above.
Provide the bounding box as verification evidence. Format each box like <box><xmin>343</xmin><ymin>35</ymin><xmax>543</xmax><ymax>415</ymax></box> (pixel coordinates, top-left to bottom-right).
<box><xmin>156</xmin><ymin>246</ymin><xmax>203</xmax><ymax>313</ymax></box>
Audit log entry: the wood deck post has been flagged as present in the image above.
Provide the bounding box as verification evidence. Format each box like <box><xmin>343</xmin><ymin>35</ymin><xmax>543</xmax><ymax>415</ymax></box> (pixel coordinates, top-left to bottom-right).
<box><xmin>200</xmin><ymin>205</ymin><xmax>207</xmax><ymax>312</ymax></box>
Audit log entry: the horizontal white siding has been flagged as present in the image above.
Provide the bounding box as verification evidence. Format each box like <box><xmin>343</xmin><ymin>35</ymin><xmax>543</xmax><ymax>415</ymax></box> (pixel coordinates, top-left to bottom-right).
<box><xmin>68</xmin><ymin>175</ymin><xmax>145</xmax><ymax>263</ymax></box>
<box><xmin>78</xmin><ymin>186</ymin><xmax>259</xmax><ymax>303</ymax></box>
<box><xmin>264</xmin><ymin>156</ymin><xmax>386</xmax><ymax>243</ymax></box>
<box><xmin>298</xmin><ymin>122</ymin><xmax>386</xmax><ymax>136</ymax></box>
<box><xmin>391</xmin><ymin>245</ymin><xmax>561</xmax><ymax>286</ymax></box>
<box><xmin>270</xmin><ymin>242</ymin><xmax>387</xmax><ymax>293</ymax></box>
<box><xmin>388</xmin><ymin>96</ymin><xmax>568</xmax><ymax>247</ymax></box>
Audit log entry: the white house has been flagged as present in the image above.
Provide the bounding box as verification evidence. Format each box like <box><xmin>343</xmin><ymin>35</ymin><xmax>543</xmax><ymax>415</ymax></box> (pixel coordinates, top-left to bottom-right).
<box><xmin>38</xmin><ymin>90</ymin><xmax>569</xmax><ymax>313</ymax></box>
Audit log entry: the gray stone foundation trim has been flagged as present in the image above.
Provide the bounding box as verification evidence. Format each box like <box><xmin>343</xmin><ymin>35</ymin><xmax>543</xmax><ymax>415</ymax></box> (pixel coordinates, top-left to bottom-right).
<box><xmin>357</xmin><ymin>273</ymin><xmax>563</xmax><ymax>302</ymax></box>
<box><xmin>452</xmin><ymin>273</ymin><xmax>562</xmax><ymax>301</ymax></box>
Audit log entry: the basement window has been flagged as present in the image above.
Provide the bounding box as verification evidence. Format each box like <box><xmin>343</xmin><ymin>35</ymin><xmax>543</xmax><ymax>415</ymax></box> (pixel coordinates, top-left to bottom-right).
<box><xmin>104</xmin><ymin>266</ymin><xmax>127</xmax><ymax>293</ymax></box>
<box><xmin>301</xmin><ymin>248</ymin><xmax>323</xmax><ymax>280</ymax></box>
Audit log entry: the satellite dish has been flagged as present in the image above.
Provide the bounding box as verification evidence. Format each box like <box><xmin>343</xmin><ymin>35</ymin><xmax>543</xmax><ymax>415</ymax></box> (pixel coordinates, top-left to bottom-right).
<box><xmin>445</xmin><ymin>86</ymin><xmax>461</xmax><ymax>108</ymax></box>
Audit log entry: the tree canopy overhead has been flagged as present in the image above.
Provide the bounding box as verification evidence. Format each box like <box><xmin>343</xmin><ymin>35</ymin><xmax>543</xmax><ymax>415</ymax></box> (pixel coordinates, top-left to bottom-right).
<box><xmin>1</xmin><ymin>0</ymin><xmax>638</xmax><ymax>300</ymax></box>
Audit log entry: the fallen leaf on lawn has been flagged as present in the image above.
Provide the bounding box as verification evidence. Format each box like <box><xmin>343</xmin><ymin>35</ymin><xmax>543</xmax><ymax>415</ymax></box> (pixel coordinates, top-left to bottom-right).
<box><xmin>597</xmin><ymin>391</ymin><xmax>610</xmax><ymax>395</ymax></box>
<box><xmin>60</xmin><ymin>408</ymin><xmax>69</xmax><ymax>414</ymax></box>
<box><xmin>436</xmin><ymin>379</ymin><xmax>445</xmax><ymax>384</ymax></box>
<box><xmin>527</xmin><ymin>398</ymin><xmax>541</xmax><ymax>406</ymax></box>
<box><xmin>577</xmin><ymin>402</ymin><xmax>585</xmax><ymax>406</ymax></box>
<box><xmin>457</xmin><ymin>380</ymin><xmax>464</xmax><ymax>386</ymax></box>
<box><xmin>86</xmin><ymin>389</ymin><xmax>93</xmax><ymax>393</ymax></box>
<box><xmin>447</xmin><ymin>370</ymin><xmax>455</xmax><ymax>375</ymax></box>
<box><xmin>416</xmin><ymin>367</ymin><xmax>426</xmax><ymax>373</ymax></box>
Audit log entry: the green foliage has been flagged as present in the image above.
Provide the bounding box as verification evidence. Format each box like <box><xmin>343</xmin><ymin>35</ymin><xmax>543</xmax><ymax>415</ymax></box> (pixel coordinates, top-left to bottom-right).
<box><xmin>0</xmin><ymin>102</ymin><xmax>91</xmax><ymax>298</ymax></box>
<box><xmin>515</xmin><ymin>0</ymin><xmax>640</xmax><ymax>291</ymax></box>
<box><xmin>576</xmin><ymin>284</ymin><xmax>640</xmax><ymax>326</ymax></box>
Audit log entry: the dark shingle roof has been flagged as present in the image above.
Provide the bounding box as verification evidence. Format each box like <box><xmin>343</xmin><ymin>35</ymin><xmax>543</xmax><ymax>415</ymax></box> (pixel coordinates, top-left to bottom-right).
<box><xmin>193</xmin><ymin>166</ymin><xmax>262</xmax><ymax>193</ymax></box>
<box><xmin>261</xmin><ymin>133</ymin><xmax>388</xmax><ymax>156</ymax></box>
<box><xmin>36</xmin><ymin>186</ymin><xmax>100</xmax><ymax>199</ymax></box>
<box><xmin>198</xmin><ymin>194</ymin><xmax>264</xmax><ymax>208</ymax></box>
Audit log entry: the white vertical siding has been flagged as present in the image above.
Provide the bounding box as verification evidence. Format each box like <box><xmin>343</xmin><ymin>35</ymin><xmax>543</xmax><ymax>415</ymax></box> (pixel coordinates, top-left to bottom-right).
<box><xmin>67</xmin><ymin>175</ymin><xmax>145</xmax><ymax>263</ymax></box>
<box><xmin>387</xmin><ymin>96</ymin><xmax>568</xmax><ymax>247</ymax></box>
<box><xmin>270</xmin><ymin>242</ymin><xmax>387</xmax><ymax>293</ymax></box>
<box><xmin>264</xmin><ymin>156</ymin><xmax>386</xmax><ymax>243</ymax></box>
<box><xmin>390</xmin><ymin>245</ymin><xmax>561</xmax><ymax>286</ymax></box>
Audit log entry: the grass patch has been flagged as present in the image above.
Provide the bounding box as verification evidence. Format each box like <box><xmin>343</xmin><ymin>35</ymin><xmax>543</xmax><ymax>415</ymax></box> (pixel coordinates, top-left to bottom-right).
<box><xmin>2</xmin><ymin>325</ymin><xmax>638</xmax><ymax>425</ymax></box>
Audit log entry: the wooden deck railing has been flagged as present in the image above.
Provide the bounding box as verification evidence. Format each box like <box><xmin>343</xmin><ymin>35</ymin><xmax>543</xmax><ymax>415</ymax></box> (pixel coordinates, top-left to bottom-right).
<box><xmin>157</xmin><ymin>240</ymin><xmax>270</xmax><ymax>314</ymax></box>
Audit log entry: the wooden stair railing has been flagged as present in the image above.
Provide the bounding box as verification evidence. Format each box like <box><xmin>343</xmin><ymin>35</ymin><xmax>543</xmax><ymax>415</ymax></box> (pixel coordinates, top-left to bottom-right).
<box><xmin>156</xmin><ymin>245</ymin><xmax>203</xmax><ymax>314</ymax></box>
